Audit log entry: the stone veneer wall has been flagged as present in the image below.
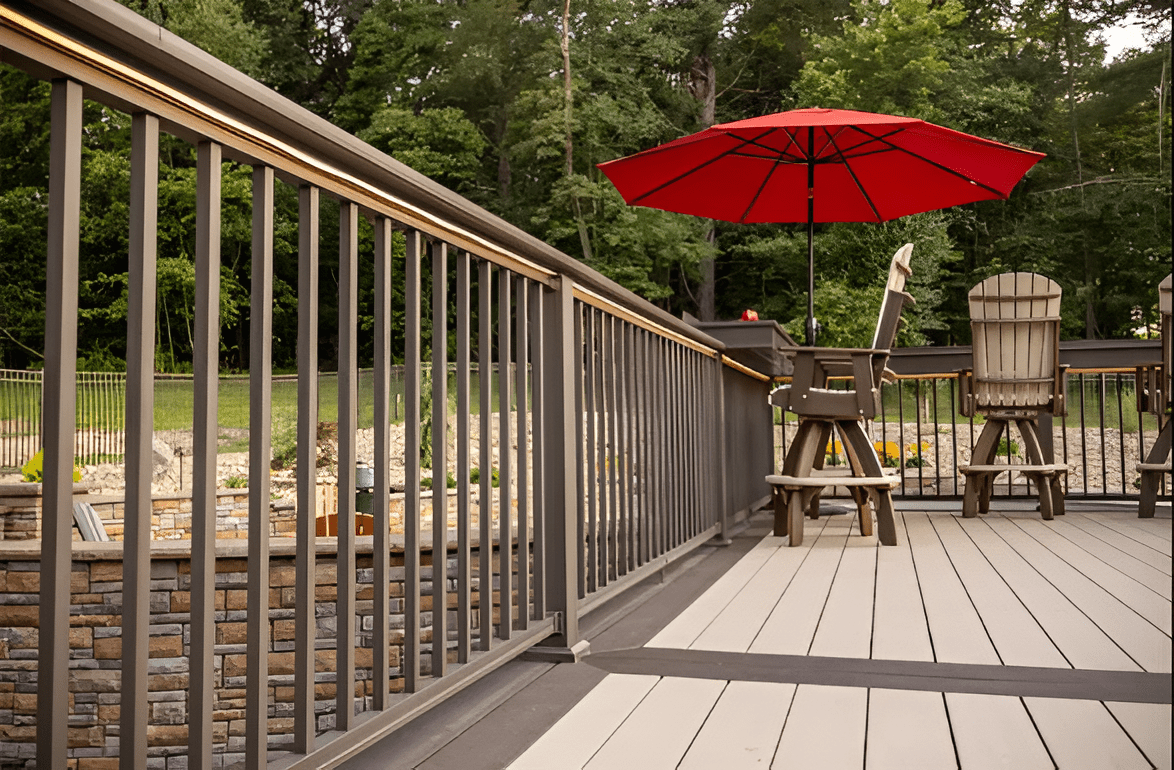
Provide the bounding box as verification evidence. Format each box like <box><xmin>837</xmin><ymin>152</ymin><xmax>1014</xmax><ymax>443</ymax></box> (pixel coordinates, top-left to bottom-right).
<box><xmin>0</xmin><ymin>485</ymin><xmax>473</xmax><ymax>543</ymax></box>
<box><xmin>0</xmin><ymin>537</ymin><xmax>506</xmax><ymax>769</ymax></box>
<box><xmin>0</xmin><ymin>485</ymin><xmax>297</xmax><ymax>542</ymax></box>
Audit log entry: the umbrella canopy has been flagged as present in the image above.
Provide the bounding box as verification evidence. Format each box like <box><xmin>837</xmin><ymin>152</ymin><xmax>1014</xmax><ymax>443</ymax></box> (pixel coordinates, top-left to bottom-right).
<box><xmin>597</xmin><ymin>107</ymin><xmax>1045</xmax><ymax>343</ymax></box>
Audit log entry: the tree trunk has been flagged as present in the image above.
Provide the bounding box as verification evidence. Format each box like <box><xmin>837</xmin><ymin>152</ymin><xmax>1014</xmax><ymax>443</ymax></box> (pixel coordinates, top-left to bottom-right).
<box><xmin>562</xmin><ymin>0</ymin><xmax>593</xmax><ymax>262</ymax></box>
<box><xmin>691</xmin><ymin>51</ymin><xmax>717</xmax><ymax>320</ymax></box>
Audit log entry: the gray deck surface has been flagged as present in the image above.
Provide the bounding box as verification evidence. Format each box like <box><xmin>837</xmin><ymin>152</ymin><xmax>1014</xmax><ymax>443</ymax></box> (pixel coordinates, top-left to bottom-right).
<box><xmin>343</xmin><ymin>502</ymin><xmax>1172</xmax><ymax>770</ymax></box>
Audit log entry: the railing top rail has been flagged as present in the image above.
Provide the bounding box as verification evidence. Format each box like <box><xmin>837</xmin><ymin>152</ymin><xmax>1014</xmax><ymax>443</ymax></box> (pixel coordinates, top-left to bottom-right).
<box><xmin>886</xmin><ymin>339</ymin><xmax>1161</xmax><ymax>379</ymax></box>
<box><xmin>1</xmin><ymin>0</ymin><xmax>725</xmax><ymax>355</ymax></box>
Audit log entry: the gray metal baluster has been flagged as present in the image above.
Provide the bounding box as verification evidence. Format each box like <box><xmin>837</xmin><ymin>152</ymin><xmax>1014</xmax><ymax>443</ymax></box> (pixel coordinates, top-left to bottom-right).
<box><xmin>515</xmin><ymin>276</ymin><xmax>529</xmax><ymax>629</ymax></box>
<box><xmin>605</xmin><ymin>315</ymin><xmax>619</xmax><ymax>579</ymax></box>
<box><xmin>530</xmin><ymin>282</ymin><xmax>546</xmax><ymax>617</ymax></box>
<box><xmin>336</xmin><ymin>201</ymin><xmax>358</xmax><ymax>725</ymax></box>
<box><xmin>574</xmin><ymin>301</ymin><xmax>587</xmax><ymax>599</ymax></box>
<box><xmin>478</xmin><ymin>260</ymin><xmax>493</xmax><ymax>651</ymax></box>
<box><xmin>655</xmin><ymin>337</ymin><xmax>668</xmax><ymax>556</ymax></box>
<box><xmin>403</xmin><ymin>230</ymin><xmax>422</xmax><ymax>690</ymax></box>
<box><xmin>584</xmin><ymin>309</ymin><xmax>598</xmax><ymax>592</ymax></box>
<box><xmin>405</xmin><ymin>230</ymin><xmax>423</xmax><ymax>689</ymax></box>
<box><xmin>498</xmin><ymin>268</ymin><xmax>513</xmax><ymax>638</ymax></box>
<box><xmin>246</xmin><ymin>164</ymin><xmax>274</xmax><ymax>769</ymax></box>
<box><xmin>373</xmin><ymin>216</ymin><xmax>391</xmax><ymax>704</ymax></box>
<box><xmin>432</xmin><ymin>240</ymin><xmax>449</xmax><ymax>676</ymax></box>
<box><xmin>189</xmin><ymin>140</ymin><xmax>221</xmax><ymax>770</ymax></box>
<box><xmin>121</xmin><ymin>111</ymin><xmax>158</xmax><ymax>770</ymax></box>
<box><xmin>294</xmin><ymin>185</ymin><xmax>319</xmax><ymax>747</ymax></box>
<box><xmin>38</xmin><ymin>78</ymin><xmax>81</xmax><ymax>770</ymax></box>
<box><xmin>639</xmin><ymin>331</ymin><xmax>651</xmax><ymax>553</ymax></box>
<box><xmin>456</xmin><ymin>250</ymin><xmax>472</xmax><ymax>662</ymax></box>
<box><xmin>624</xmin><ymin>324</ymin><xmax>637</xmax><ymax>571</ymax></box>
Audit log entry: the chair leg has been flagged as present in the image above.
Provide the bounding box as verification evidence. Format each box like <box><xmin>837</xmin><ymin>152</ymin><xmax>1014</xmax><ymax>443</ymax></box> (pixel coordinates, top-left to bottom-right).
<box><xmin>1050</xmin><ymin>475</ymin><xmax>1066</xmax><ymax>517</ymax></box>
<box><xmin>964</xmin><ymin>421</ymin><xmax>1003</xmax><ymax>518</ymax></box>
<box><xmin>788</xmin><ymin>490</ymin><xmax>807</xmax><ymax>547</ymax></box>
<box><xmin>856</xmin><ymin>490</ymin><xmax>875</xmax><ymax>538</ymax></box>
<box><xmin>1140</xmin><ymin>421</ymin><xmax>1172</xmax><ymax>519</ymax></box>
<box><xmin>838</xmin><ymin>420</ymin><xmax>894</xmax><ymax>544</ymax></box>
<box><xmin>1034</xmin><ymin>473</ymin><xmax>1055</xmax><ymax>521</ymax></box>
<box><xmin>773</xmin><ymin>487</ymin><xmax>788</xmax><ymax>537</ymax></box>
<box><xmin>777</xmin><ymin>420</ymin><xmax>826</xmax><ymax>542</ymax></box>
<box><xmin>807</xmin><ymin>422</ymin><xmax>834</xmax><ymax>519</ymax></box>
<box><xmin>1017</xmin><ymin>418</ymin><xmax>1058</xmax><ymax>521</ymax></box>
<box><xmin>874</xmin><ymin>489</ymin><xmax>897</xmax><ymax>546</ymax></box>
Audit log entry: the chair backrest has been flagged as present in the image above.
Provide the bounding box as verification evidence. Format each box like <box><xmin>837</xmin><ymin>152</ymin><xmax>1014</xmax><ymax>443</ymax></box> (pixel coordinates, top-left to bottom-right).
<box><xmin>870</xmin><ymin>243</ymin><xmax>915</xmax><ymax>352</ymax></box>
<box><xmin>969</xmin><ymin>272</ymin><xmax>1063</xmax><ymax>414</ymax></box>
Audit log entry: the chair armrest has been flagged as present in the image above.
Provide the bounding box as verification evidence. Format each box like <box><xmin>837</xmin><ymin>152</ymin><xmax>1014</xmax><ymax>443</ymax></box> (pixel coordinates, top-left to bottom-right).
<box><xmin>958</xmin><ymin>368</ymin><xmax>975</xmax><ymax>417</ymax></box>
<box><xmin>1053</xmin><ymin>364</ymin><xmax>1069</xmax><ymax>416</ymax></box>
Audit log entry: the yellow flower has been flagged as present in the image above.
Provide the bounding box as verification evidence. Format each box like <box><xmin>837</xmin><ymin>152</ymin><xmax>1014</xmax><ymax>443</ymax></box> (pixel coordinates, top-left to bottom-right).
<box><xmin>905</xmin><ymin>440</ymin><xmax>930</xmax><ymax>457</ymax></box>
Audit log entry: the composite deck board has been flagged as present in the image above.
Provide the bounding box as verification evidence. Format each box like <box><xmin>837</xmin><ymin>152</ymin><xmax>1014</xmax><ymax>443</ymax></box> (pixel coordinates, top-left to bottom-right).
<box><xmin>748</xmin><ymin>520</ymin><xmax>851</xmax><ymax>655</ymax></box>
<box><xmin>583</xmin><ymin>676</ymin><xmax>725</xmax><ymax>770</ymax></box>
<box><xmin>932</xmin><ymin>514</ymin><xmax>1069</xmax><ymax>668</ymax></box>
<box><xmin>1046</xmin><ymin>517</ymin><xmax>1173</xmax><ymax>601</ymax></box>
<box><xmin>647</xmin><ymin>536</ymin><xmax>785</xmax><ymax>649</ymax></box>
<box><xmin>1104</xmin><ymin>701</ymin><xmax>1173</xmax><ymax>770</ymax></box>
<box><xmin>904</xmin><ymin>513</ymin><xmax>1002</xmax><ymax>665</ymax></box>
<box><xmin>505</xmin><ymin>673</ymin><xmax>659</xmax><ymax>770</ymax></box>
<box><xmin>1010</xmin><ymin>517</ymin><xmax>1172</xmax><ymax>636</ymax></box>
<box><xmin>677</xmin><ymin>681</ymin><xmax>796</xmax><ymax>770</ymax></box>
<box><xmin>691</xmin><ymin>535</ymin><xmax>816</xmax><ymax>652</ymax></box>
<box><xmin>991</xmin><ymin>518</ymin><xmax>1172</xmax><ymax>672</ymax></box>
<box><xmin>1064</xmin><ymin>513</ymin><xmax>1172</xmax><ymax>575</ymax></box>
<box><xmin>870</xmin><ymin>514</ymin><xmax>934</xmax><ymax>662</ymax></box>
<box><xmin>961</xmin><ymin>517</ymin><xmax>1141</xmax><ymax>671</ymax></box>
<box><xmin>944</xmin><ymin>693</ymin><xmax>1054</xmax><ymax>770</ymax></box>
<box><xmin>1024</xmin><ymin>697</ymin><xmax>1152</xmax><ymax>770</ymax></box>
<box><xmin>772</xmin><ymin>684</ymin><xmax>867</xmax><ymax>769</ymax></box>
<box><xmin>809</xmin><ymin>535</ymin><xmax>878</xmax><ymax>660</ymax></box>
<box><xmin>865</xmin><ymin>689</ymin><xmax>956</xmax><ymax>770</ymax></box>
<box><xmin>500</xmin><ymin>509</ymin><xmax>1170</xmax><ymax>770</ymax></box>
<box><xmin>1088</xmin><ymin>512</ymin><xmax>1174</xmax><ymax>554</ymax></box>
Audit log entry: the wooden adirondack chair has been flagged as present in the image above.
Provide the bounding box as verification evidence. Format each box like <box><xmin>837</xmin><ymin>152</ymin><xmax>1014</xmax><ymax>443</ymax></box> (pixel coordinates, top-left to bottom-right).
<box><xmin>1137</xmin><ymin>273</ymin><xmax>1172</xmax><ymax>518</ymax></box>
<box><xmin>959</xmin><ymin>272</ymin><xmax>1067</xmax><ymax>519</ymax></box>
<box><xmin>765</xmin><ymin>243</ymin><xmax>915</xmax><ymax>547</ymax></box>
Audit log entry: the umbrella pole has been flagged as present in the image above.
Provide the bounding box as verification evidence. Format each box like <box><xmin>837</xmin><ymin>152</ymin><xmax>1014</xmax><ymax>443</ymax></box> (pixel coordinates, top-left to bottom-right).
<box><xmin>806</xmin><ymin>219</ymin><xmax>815</xmax><ymax>346</ymax></box>
<box><xmin>806</xmin><ymin>129</ymin><xmax>816</xmax><ymax>347</ymax></box>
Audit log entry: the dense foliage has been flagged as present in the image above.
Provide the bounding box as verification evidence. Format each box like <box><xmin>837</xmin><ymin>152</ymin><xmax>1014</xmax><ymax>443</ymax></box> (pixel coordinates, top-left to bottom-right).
<box><xmin>0</xmin><ymin>0</ymin><xmax>1169</xmax><ymax>369</ymax></box>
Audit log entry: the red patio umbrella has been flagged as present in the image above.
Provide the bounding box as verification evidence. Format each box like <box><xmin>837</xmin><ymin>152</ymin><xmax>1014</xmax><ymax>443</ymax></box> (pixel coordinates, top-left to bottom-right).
<box><xmin>597</xmin><ymin>107</ymin><xmax>1045</xmax><ymax>344</ymax></box>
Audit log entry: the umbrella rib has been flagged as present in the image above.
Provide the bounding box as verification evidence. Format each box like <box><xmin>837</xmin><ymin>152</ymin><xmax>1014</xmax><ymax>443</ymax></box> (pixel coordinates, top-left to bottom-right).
<box><xmin>737</xmin><ymin>152</ymin><xmax>787</xmax><ymax>223</ymax></box>
<box><xmin>732</xmin><ymin>127</ymin><xmax>808</xmax><ymax>163</ymax></box>
<box><xmin>853</xmin><ymin>126</ymin><xmax>1010</xmax><ymax>199</ymax></box>
<box><xmin>822</xmin><ymin>126</ymin><xmax>907</xmax><ymax>159</ymax></box>
<box><xmin>822</xmin><ymin>126</ymin><xmax>883</xmax><ymax>222</ymax></box>
<box><xmin>630</xmin><ymin>128</ymin><xmax>778</xmax><ymax>205</ymax></box>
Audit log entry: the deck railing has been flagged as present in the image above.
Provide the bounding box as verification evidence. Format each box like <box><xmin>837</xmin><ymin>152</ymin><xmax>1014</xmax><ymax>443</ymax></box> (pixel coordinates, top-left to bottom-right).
<box><xmin>0</xmin><ymin>2</ymin><xmax>774</xmax><ymax>767</ymax></box>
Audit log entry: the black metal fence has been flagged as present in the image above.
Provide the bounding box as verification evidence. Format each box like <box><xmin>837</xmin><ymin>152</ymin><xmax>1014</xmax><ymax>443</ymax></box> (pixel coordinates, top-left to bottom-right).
<box><xmin>775</xmin><ymin>342</ymin><xmax>1168</xmax><ymax>502</ymax></box>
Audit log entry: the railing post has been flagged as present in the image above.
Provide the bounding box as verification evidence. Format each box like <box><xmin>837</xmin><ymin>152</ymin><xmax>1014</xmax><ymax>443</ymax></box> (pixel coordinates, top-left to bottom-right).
<box><xmin>38</xmin><ymin>76</ymin><xmax>82</xmax><ymax>770</ymax></box>
<box><xmin>530</xmin><ymin>275</ymin><xmax>589</xmax><ymax>661</ymax></box>
<box><xmin>714</xmin><ymin>355</ymin><xmax>731</xmax><ymax>543</ymax></box>
<box><xmin>189</xmin><ymin>139</ymin><xmax>221</xmax><ymax>770</ymax></box>
<box><xmin>246</xmin><ymin>164</ymin><xmax>274</xmax><ymax>770</ymax></box>
<box><xmin>121</xmin><ymin>110</ymin><xmax>159</xmax><ymax>770</ymax></box>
